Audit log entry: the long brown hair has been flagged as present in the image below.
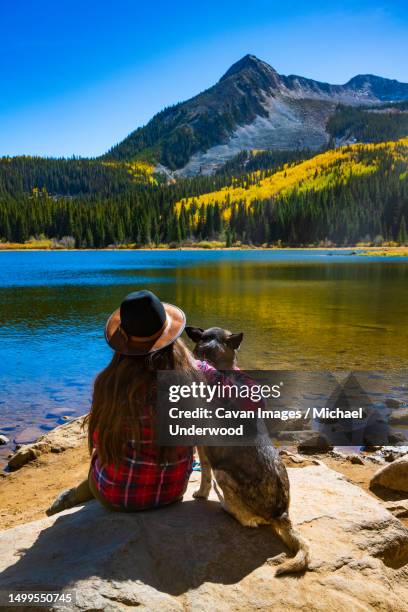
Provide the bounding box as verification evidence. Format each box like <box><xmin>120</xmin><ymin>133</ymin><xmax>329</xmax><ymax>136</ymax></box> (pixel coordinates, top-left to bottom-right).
<box><xmin>86</xmin><ymin>337</ymin><xmax>196</xmax><ymax>466</ymax></box>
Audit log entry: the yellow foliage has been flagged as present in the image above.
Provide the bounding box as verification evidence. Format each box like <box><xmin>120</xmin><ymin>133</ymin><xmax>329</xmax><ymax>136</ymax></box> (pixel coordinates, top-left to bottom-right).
<box><xmin>102</xmin><ymin>160</ymin><xmax>157</xmax><ymax>185</ymax></box>
<box><xmin>0</xmin><ymin>238</ymin><xmax>53</xmax><ymax>250</ymax></box>
<box><xmin>175</xmin><ymin>138</ymin><xmax>408</xmax><ymax>218</ymax></box>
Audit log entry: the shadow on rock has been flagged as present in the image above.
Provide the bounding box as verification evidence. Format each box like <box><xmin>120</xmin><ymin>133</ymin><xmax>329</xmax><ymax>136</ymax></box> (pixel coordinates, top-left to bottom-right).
<box><xmin>0</xmin><ymin>498</ymin><xmax>288</xmax><ymax>597</ymax></box>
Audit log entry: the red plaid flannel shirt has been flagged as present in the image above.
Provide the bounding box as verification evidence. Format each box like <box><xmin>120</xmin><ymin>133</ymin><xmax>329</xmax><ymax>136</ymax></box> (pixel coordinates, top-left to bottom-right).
<box><xmin>91</xmin><ymin>360</ymin><xmax>260</xmax><ymax>510</ymax></box>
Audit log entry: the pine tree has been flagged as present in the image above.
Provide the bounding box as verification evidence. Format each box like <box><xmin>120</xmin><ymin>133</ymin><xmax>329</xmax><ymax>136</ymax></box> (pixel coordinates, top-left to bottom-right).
<box><xmin>204</xmin><ymin>205</ymin><xmax>214</xmax><ymax>239</ymax></box>
<box><xmin>398</xmin><ymin>216</ymin><xmax>407</xmax><ymax>245</ymax></box>
<box><xmin>85</xmin><ymin>227</ymin><xmax>94</xmax><ymax>248</ymax></box>
<box><xmin>213</xmin><ymin>203</ymin><xmax>222</xmax><ymax>236</ymax></box>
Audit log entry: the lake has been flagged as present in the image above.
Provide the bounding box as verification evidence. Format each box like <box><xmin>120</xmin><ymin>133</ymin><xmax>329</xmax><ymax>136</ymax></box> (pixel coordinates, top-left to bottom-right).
<box><xmin>1</xmin><ymin>249</ymin><xmax>407</xmax><ymax>464</ymax></box>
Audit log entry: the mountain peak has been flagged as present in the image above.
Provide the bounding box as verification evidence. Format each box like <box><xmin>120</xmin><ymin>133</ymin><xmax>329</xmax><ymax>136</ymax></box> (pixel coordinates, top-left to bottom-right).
<box><xmin>347</xmin><ymin>74</ymin><xmax>387</xmax><ymax>85</ymax></box>
<box><xmin>106</xmin><ymin>57</ymin><xmax>408</xmax><ymax>172</ymax></box>
<box><xmin>219</xmin><ymin>54</ymin><xmax>276</xmax><ymax>82</ymax></box>
<box><xmin>345</xmin><ymin>73</ymin><xmax>408</xmax><ymax>101</ymax></box>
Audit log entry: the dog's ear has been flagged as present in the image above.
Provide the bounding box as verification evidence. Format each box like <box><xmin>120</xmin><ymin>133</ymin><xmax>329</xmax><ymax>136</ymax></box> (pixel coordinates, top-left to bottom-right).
<box><xmin>226</xmin><ymin>332</ymin><xmax>243</xmax><ymax>350</ymax></box>
<box><xmin>185</xmin><ymin>326</ymin><xmax>204</xmax><ymax>342</ymax></box>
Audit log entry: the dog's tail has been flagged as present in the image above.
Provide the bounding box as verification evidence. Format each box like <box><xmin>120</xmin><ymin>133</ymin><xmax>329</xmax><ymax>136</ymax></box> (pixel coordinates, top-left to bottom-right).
<box><xmin>271</xmin><ymin>513</ymin><xmax>310</xmax><ymax>576</ymax></box>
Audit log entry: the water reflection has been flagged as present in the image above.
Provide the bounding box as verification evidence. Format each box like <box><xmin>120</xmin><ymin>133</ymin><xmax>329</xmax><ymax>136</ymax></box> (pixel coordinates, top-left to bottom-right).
<box><xmin>0</xmin><ymin>250</ymin><xmax>407</xmax><ymax>461</ymax></box>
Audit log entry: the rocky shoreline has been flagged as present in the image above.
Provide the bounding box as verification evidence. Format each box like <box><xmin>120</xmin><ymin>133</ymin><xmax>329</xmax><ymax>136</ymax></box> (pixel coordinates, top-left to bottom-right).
<box><xmin>0</xmin><ymin>417</ymin><xmax>408</xmax><ymax>610</ymax></box>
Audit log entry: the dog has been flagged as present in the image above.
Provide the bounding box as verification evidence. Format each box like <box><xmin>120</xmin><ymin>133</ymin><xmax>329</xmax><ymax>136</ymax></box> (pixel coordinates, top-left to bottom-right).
<box><xmin>185</xmin><ymin>325</ymin><xmax>310</xmax><ymax>576</ymax></box>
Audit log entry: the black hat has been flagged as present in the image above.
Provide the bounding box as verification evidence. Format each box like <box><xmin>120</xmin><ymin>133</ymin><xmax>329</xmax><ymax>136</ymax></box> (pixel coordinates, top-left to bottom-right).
<box><xmin>105</xmin><ymin>290</ymin><xmax>186</xmax><ymax>355</ymax></box>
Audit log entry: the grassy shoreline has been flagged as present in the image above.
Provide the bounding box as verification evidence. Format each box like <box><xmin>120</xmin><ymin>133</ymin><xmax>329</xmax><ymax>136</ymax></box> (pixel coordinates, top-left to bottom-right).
<box><xmin>1</xmin><ymin>243</ymin><xmax>408</xmax><ymax>256</ymax></box>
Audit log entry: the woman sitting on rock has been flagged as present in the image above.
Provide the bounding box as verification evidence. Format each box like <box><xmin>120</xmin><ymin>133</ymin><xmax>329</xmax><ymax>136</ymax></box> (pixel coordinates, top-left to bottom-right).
<box><xmin>47</xmin><ymin>289</ymin><xmax>201</xmax><ymax>515</ymax></box>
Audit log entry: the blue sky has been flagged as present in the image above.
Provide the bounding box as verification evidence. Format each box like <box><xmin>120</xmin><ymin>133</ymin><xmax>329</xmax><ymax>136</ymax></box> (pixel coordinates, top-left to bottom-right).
<box><xmin>1</xmin><ymin>0</ymin><xmax>407</xmax><ymax>157</ymax></box>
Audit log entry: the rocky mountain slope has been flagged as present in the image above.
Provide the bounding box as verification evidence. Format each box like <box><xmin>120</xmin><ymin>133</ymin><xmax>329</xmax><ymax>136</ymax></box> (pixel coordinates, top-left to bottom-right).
<box><xmin>105</xmin><ymin>55</ymin><xmax>408</xmax><ymax>175</ymax></box>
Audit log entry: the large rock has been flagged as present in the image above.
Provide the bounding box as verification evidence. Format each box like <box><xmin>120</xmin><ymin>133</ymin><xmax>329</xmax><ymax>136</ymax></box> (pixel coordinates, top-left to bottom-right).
<box><xmin>7</xmin><ymin>416</ymin><xmax>87</xmax><ymax>471</ymax></box>
<box><xmin>389</xmin><ymin>408</ymin><xmax>408</xmax><ymax>426</ymax></box>
<box><xmin>385</xmin><ymin>500</ymin><xmax>408</xmax><ymax>519</ymax></box>
<box><xmin>296</xmin><ymin>431</ymin><xmax>334</xmax><ymax>454</ymax></box>
<box><xmin>0</xmin><ymin>464</ymin><xmax>407</xmax><ymax>611</ymax></box>
<box><xmin>274</xmin><ymin>430</ymin><xmax>333</xmax><ymax>453</ymax></box>
<box><xmin>370</xmin><ymin>454</ymin><xmax>408</xmax><ymax>493</ymax></box>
